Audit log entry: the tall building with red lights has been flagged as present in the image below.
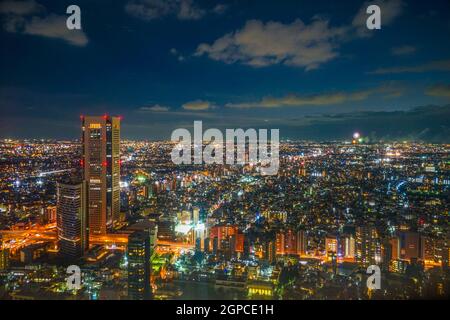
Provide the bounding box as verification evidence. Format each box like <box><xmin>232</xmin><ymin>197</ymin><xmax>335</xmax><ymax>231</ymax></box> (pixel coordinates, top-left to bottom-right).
<box><xmin>81</xmin><ymin>115</ymin><xmax>121</xmax><ymax>235</ymax></box>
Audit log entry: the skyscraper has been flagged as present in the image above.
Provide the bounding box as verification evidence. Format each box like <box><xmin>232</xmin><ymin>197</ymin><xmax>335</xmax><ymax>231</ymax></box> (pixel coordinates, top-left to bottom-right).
<box><xmin>82</xmin><ymin>115</ymin><xmax>121</xmax><ymax>235</ymax></box>
<box><xmin>356</xmin><ymin>225</ymin><xmax>381</xmax><ymax>266</ymax></box>
<box><xmin>0</xmin><ymin>236</ymin><xmax>10</xmax><ymax>271</ymax></box>
<box><xmin>127</xmin><ymin>231</ymin><xmax>151</xmax><ymax>300</ymax></box>
<box><xmin>56</xmin><ymin>179</ymin><xmax>88</xmax><ymax>258</ymax></box>
<box><xmin>399</xmin><ymin>231</ymin><xmax>420</xmax><ymax>261</ymax></box>
<box><xmin>297</xmin><ymin>230</ymin><xmax>307</xmax><ymax>256</ymax></box>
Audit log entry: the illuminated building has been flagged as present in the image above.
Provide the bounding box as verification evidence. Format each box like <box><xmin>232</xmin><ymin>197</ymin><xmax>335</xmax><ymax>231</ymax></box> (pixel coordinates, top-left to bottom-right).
<box><xmin>177</xmin><ymin>210</ymin><xmax>191</xmax><ymax>224</ymax></box>
<box><xmin>390</xmin><ymin>237</ymin><xmax>400</xmax><ymax>260</ymax></box>
<box><xmin>209</xmin><ymin>225</ymin><xmax>238</xmax><ymax>250</ymax></box>
<box><xmin>56</xmin><ymin>180</ymin><xmax>88</xmax><ymax>258</ymax></box>
<box><xmin>247</xmin><ymin>280</ymin><xmax>274</xmax><ymax>298</ymax></box>
<box><xmin>296</xmin><ymin>230</ymin><xmax>307</xmax><ymax>255</ymax></box>
<box><xmin>82</xmin><ymin>115</ymin><xmax>121</xmax><ymax>235</ymax></box>
<box><xmin>356</xmin><ymin>226</ymin><xmax>381</xmax><ymax>266</ymax></box>
<box><xmin>0</xmin><ymin>236</ymin><xmax>10</xmax><ymax>270</ymax></box>
<box><xmin>399</xmin><ymin>231</ymin><xmax>420</xmax><ymax>261</ymax></box>
<box><xmin>420</xmin><ymin>236</ymin><xmax>448</xmax><ymax>266</ymax></box>
<box><xmin>276</xmin><ymin>232</ymin><xmax>285</xmax><ymax>255</ymax></box>
<box><xmin>440</xmin><ymin>233</ymin><xmax>450</xmax><ymax>270</ymax></box>
<box><xmin>42</xmin><ymin>205</ymin><xmax>57</xmax><ymax>224</ymax></box>
<box><xmin>20</xmin><ymin>243</ymin><xmax>47</xmax><ymax>263</ymax></box>
<box><xmin>263</xmin><ymin>241</ymin><xmax>276</xmax><ymax>263</ymax></box>
<box><xmin>382</xmin><ymin>240</ymin><xmax>393</xmax><ymax>272</ymax></box>
<box><xmin>128</xmin><ymin>220</ymin><xmax>158</xmax><ymax>253</ymax></box>
<box><xmin>325</xmin><ymin>234</ymin><xmax>344</xmax><ymax>258</ymax></box>
<box><xmin>344</xmin><ymin>234</ymin><xmax>355</xmax><ymax>258</ymax></box>
<box><xmin>127</xmin><ymin>230</ymin><xmax>151</xmax><ymax>300</ymax></box>
<box><xmin>194</xmin><ymin>223</ymin><xmax>206</xmax><ymax>251</ymax></box>
<box><xmin>276</xmin><ymin>229</ymin><xmax>302</xmax><ymax>255</ymax></box>
<box><xmin>192</xmin><ymin>207</ymin><xmax>200</xmax><ymax>225</ymax></box>
<box><xmin>235</xmin><ymin>233</ymin><xmax>244</xmax><ymax>253</ymax></box>
<box><xmin>390</xmin><ymin>259</ymin><xmax>409</xmax><ymax>274</ymax></box>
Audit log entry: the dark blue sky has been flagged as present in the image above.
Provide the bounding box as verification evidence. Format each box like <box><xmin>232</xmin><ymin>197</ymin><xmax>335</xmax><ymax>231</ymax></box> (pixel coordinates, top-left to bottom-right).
<box><xmin>1</xmin><ymin>0</ymin><xmax>450</xmax><ymax>141</ymax></box>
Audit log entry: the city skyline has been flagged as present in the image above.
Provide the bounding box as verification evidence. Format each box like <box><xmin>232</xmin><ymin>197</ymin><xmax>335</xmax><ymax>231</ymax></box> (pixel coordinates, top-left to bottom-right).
<box><xmin>1</xmin><ymin>0</ymin><xmax>449</xmax><ymax>303</ymax></box>
<box><xmin>1</xmin><ymin>0</ymin><xmax>450</xmax><ymax>141</ymax></box>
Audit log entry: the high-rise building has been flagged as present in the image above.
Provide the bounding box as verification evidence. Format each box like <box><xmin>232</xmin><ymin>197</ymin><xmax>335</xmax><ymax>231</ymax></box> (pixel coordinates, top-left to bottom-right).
<box><xmin>382</xmin><ymin>240</ymin><xmax>393</xmax><ymax>272</ymax></box>
<box><xmin>399</xmin><ymin>231</ymin><xmax>420</xmax><ymax>261</ymax></box>
<box><xmin>264</xmin><ymin>240</ymin><xmax>277</xmax><ymax>264</ymax></box>
<box><xmin>56</xmin><ymin>180</ymin><xmax>88</xmax><ymax>258</ymax></box>
<box><xmin>0</xmin><ymin>236</ymin><xmax>10</xmax><ymax>271</ymax></box>
<box><xmin>296</xmin><ymin>230</ymin><xmax>307</xmax><ymax>256</ymax></box>
<box><xmin>344</xmin><ymin>234</ymin><xmax>355</xmax><ymax>259</ymax></box>
<box><xmin>127</xmin><ymin>231</ymin><xmax>151</xmax><ymax>300</ymax></box>
<box><xmin>82</xmin><ymin>115</ymin><xmax>121</xmax><ymax>235</ymax></box>
<box><xmin>284</xmin><ymin>229</ymin><xmax>297</xmax><ymax>255</ymax></box>
<box><xmin>355</xmin><ymin>225</ymin><xmax>381</xmax><ymax>266</ymax></box>
<box><xmin>325</xmin><ymin>234</ymin><xmax>344</xmax><ymax>258</ymax></box>
<box><xmin>42</xmin><ymin>205</ymin><xmax>57</xmax><ymax>224</ymax></box>
<box><xmin>276</xmin><ymin>229</ymin><xmax>305</xmax><ymax>256</ymax></box>
<box><xmin>192</xmin><ymin>207</ymin><xmax>200</xmax><ymax>225</ymax></box>
<box><xmin>209</xmin><ymin>225</ymin><xmax>238</xmax><ymax>250</ymax></box>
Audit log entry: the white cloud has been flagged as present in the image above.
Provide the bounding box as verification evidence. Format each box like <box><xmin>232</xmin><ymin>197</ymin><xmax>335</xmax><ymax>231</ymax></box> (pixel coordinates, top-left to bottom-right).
<box><xmin>140</xmin><ymin>104</ymin><xmax>171</xmax><ymax>112</ymax></box>
<box><xmin>0</xmin><ymin>1</ymin><xmax>88</xmax><ymax>46</ymax></box>
<box><xmin>125</xmin><ymin>0</ymin><xmax>206</xmax><ymax>21</ymax></box>
<box><xmin>225</xmin><ymin>86</ymin><xmax>403</xmax><ymax>109</ymax></box>
<box><xmin>195</xmin><ymin>19</ymin><xmax>346</xmax><ymax>70</ymax></box>
<box><xmin>194</xmin><ymin>0</ymin><xmax>404</xmax><ymax>70</ymax></box>
<box><xmin>24</xmin><ymin>14</ymin><xmax>88</xmax><ymax>46</ymax></box>
<box><xmin>182</xmin><ymin>100</ymin><xmax>214</xmax><ymax>111</ymax></box>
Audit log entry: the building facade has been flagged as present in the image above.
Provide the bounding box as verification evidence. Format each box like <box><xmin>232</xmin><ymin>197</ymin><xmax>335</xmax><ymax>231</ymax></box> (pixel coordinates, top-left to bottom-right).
<box><xmin>56</xmin><ymin>180</ymin><xmax>88</xmax><ymax>258</ymax></box>
<box><xmin>82</xmin><ymin>115</ymin><xmax>121</xmax><ymax>235</ymax></box>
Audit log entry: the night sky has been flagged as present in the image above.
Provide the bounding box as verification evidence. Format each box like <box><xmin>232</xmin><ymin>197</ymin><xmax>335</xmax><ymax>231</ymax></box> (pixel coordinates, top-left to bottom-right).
<box><xmin>1</xmin><ymin>0</ymin><xmax>450</xmax><ymax>141</ymax></box>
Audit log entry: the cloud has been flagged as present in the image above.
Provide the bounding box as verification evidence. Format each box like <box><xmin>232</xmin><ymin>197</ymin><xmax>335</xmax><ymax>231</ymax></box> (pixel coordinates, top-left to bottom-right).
<box><xmin>369</xmin><ymin>59</ymin><xmax>450</xmax><ymax>74</ymax></box>
<box><xmin>125</xmin><ymin>0</ymin><xmax>177</xmax><ymax>20</ymax></box>
<box><xmin>194</xmin><ymin>1</ymin><xmax>404</xmax><ymax>70</ymax></box>
<box><xmin>391</xmin><ymin>45</ymin><xmax>416</xmax><ymax>56</ymax></box>
<box><xmin>352</xmin><ymin>0</ymin><xmax>405</xmax><ymax>37</ymax></box>
<box><xmin>182</xmin><ymin>100</ymin><xmax>214</xmax><ymax>111</ymax></box>
<box><xmin>177</xmin><ymin>0</ymin><xmax>205</xmax><ymax>20</ymax></box>
<box><xmin>0</xmin><ymin>0</ymin><xmax>42</xmax><ymax>15</ymax></box>
<box><xmin>169</xmin><ymin>47</ymin><xmax>185</xmax><ymax>61</ymax></box>
<box><xmin>212</xmin><ymin>4</ymin><xmax>228</xmax><ymax>15</ymax></box>
<box><xmin>23</xmin><ymin>14</ymin><xmax>88</xmax><ymax>46</ymax></box>
<box><xmin>226</xmin><ymin>86</ymin><xmax>403</xmax><ymax>109</ymax></box>
<box><xmin>125</xmin><ymin>0</ymin><xmax>226</xmax><ymax>21</ymax></box>
<box><xmin>425</xmin><ymin>84</ymin><xmax>450</xmax><ymax>98</ymax></box>
<box><xmin>139</xmin><ymin>104</ymin><xmax>171</xmax><ymax>112</ymax></box>
<box><xmin>195</xmin><ymin>19</ymin><xmax>347</xmax><ymax>70</ymax></box>
<box><xmin>0</xmin><ymin>1</ymin><xmax>88</xmax><ymax>46</ymax></box>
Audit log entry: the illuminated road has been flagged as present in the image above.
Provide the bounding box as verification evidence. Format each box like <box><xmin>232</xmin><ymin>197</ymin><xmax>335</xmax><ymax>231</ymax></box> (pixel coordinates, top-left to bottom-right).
<box><xmin>1</xmin><ymin>224</ymin><xmax>194</xmax><ymax>254</ymax></box>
